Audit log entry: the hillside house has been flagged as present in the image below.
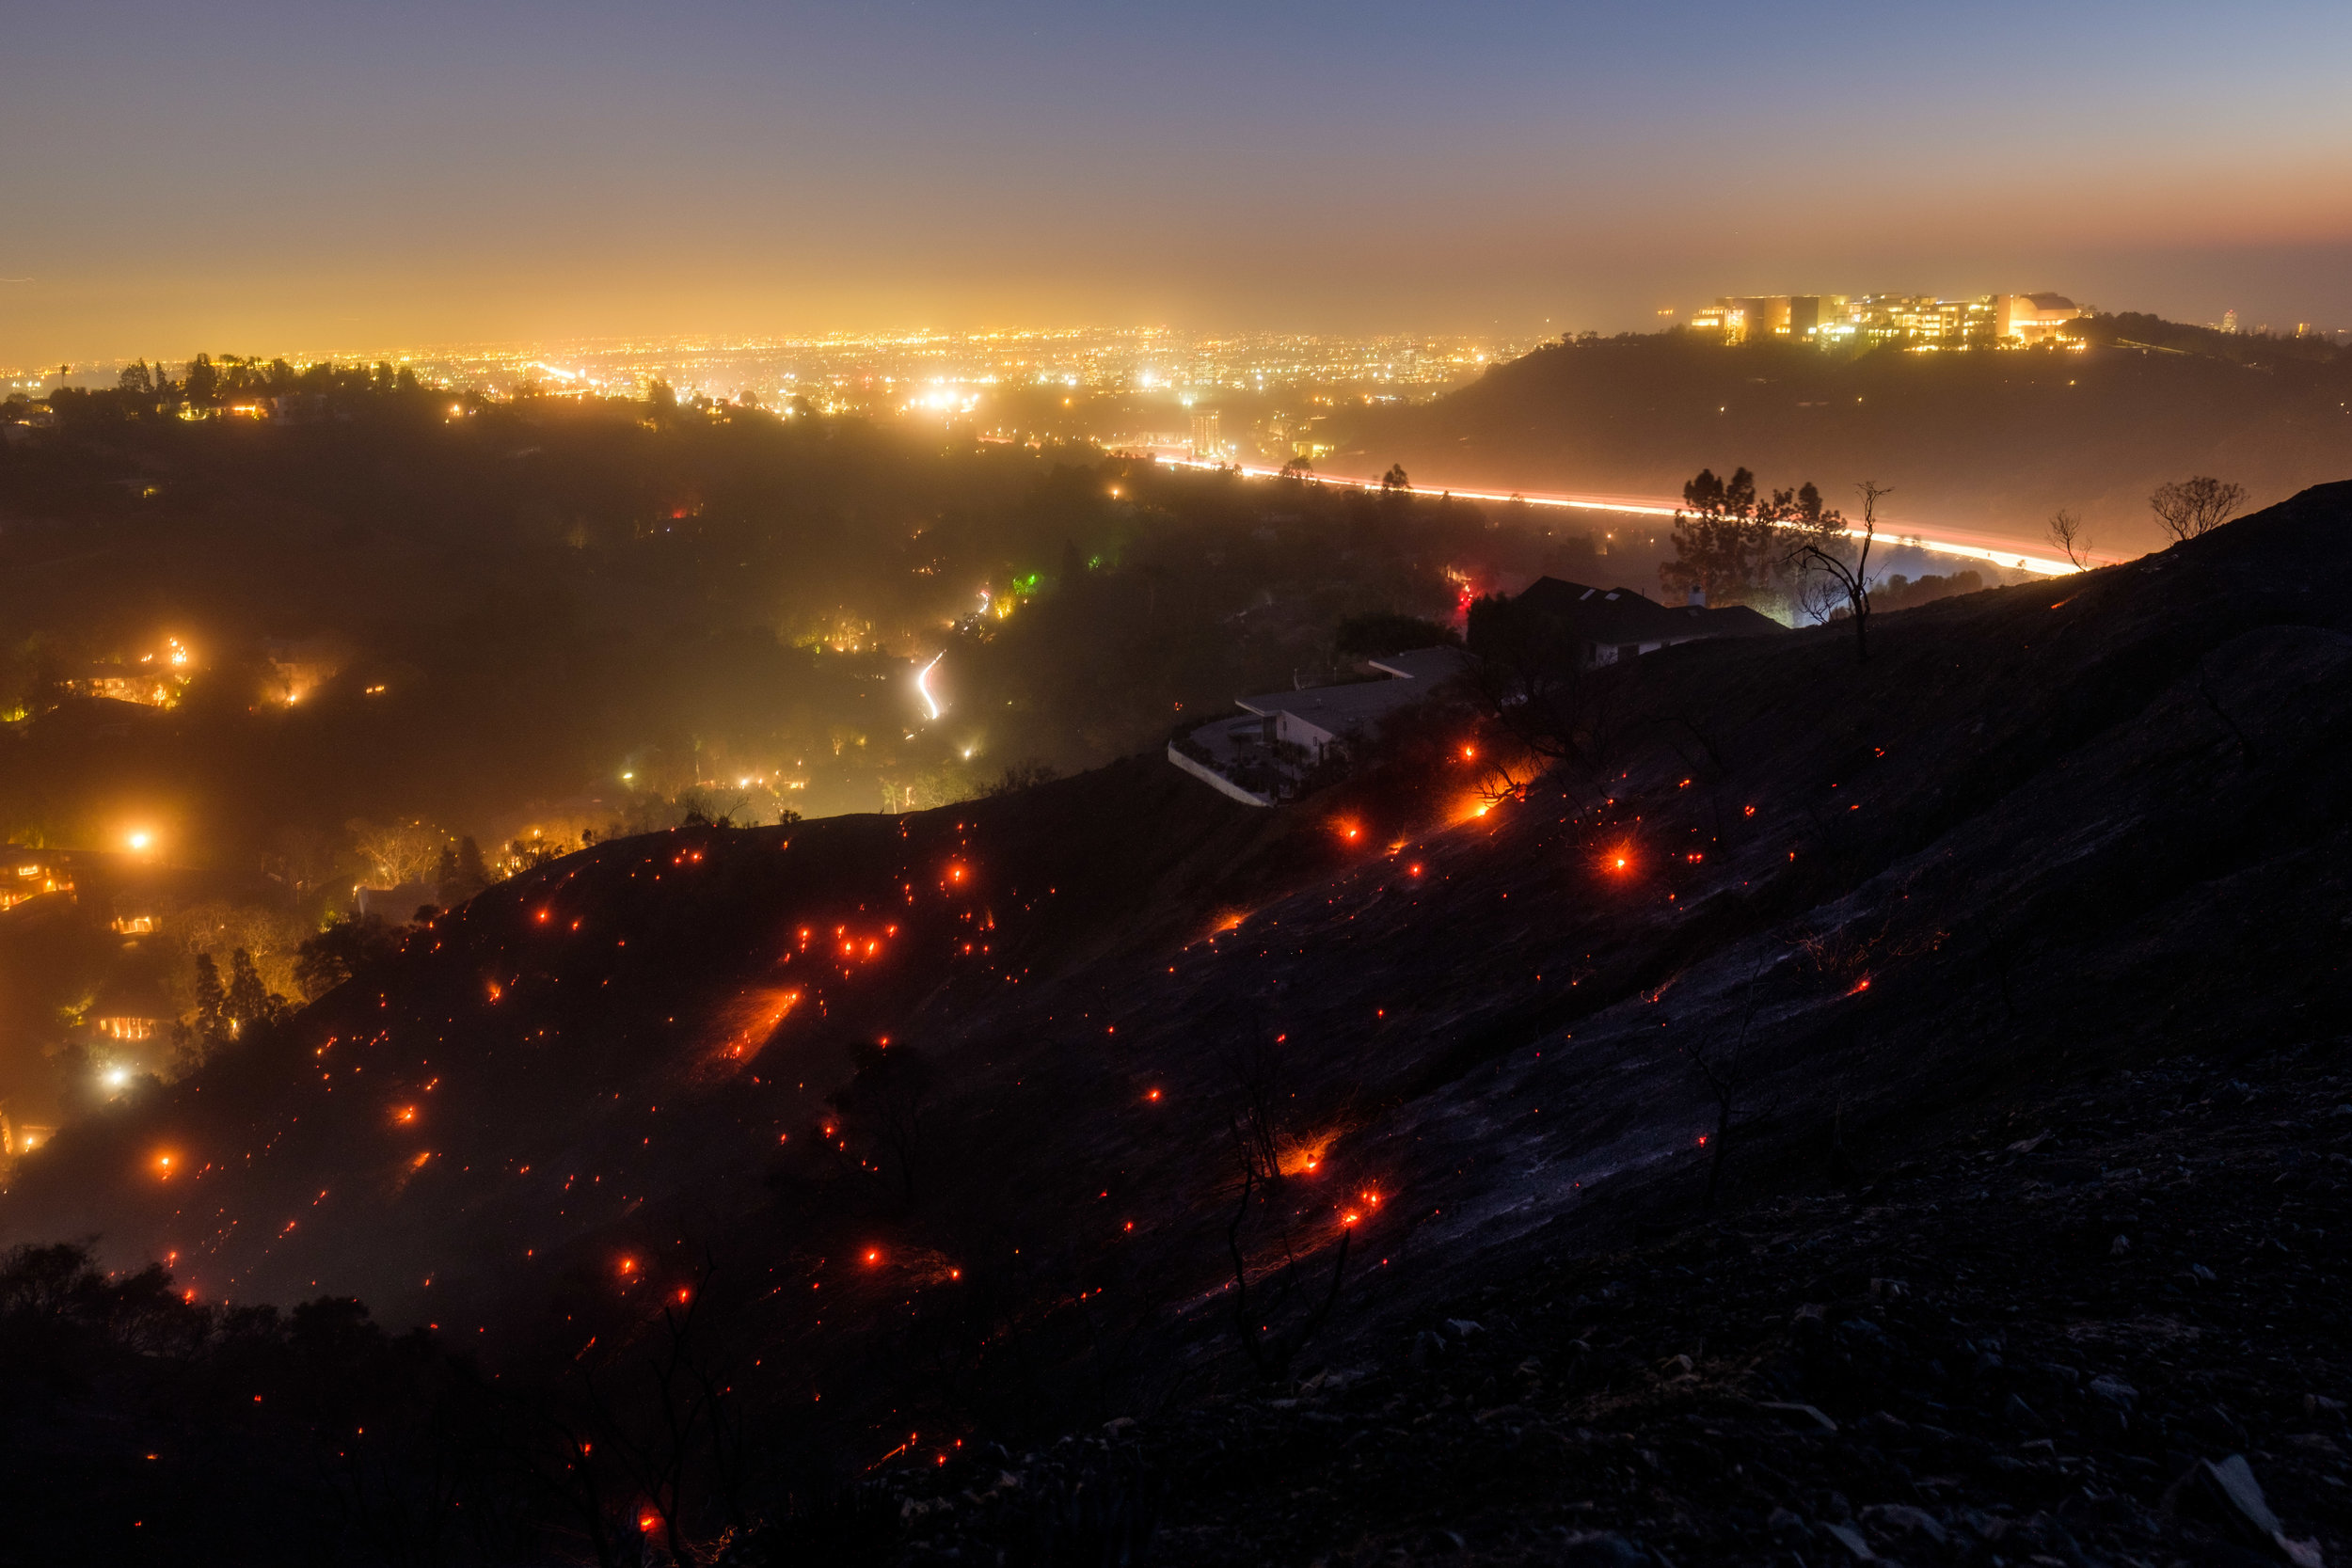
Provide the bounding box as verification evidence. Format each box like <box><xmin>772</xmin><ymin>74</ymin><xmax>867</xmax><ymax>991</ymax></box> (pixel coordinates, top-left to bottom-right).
<box><xmin>1170</xmin><ymin>647</ymin><xmax>1471</xmax><ymax>805</ymax></box>
<box><xmin>1475</xmin><ymin>578</ymin><xmax>1784</xmax><ymax>670</ymax></box>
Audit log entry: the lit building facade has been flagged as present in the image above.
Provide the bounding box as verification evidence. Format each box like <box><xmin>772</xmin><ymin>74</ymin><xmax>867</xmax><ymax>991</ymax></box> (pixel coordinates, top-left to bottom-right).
<box><xmin>1691</xmin><ymin>292</ymin><xmax>2087</xmax><ymax>346</ymax></box>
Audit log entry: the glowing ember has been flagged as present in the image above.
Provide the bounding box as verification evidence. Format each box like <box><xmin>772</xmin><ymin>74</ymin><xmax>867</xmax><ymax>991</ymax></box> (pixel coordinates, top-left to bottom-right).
<box><xmin>1147</xmin><ymin>1088</ymin><xmax>1161</xmax><ymax>1101</ymax></box>
<box><xmin>865</xmin><ymin>1248</ymin><xmax>881</xmax><ymax>1264</ymax></box>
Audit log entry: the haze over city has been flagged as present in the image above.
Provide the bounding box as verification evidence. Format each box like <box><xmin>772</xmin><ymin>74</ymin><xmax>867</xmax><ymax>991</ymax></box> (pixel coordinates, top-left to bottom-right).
<box><xmin>8</xmin><ymin>0</ymin><xmax>2352</xmax><ymax>362</ymax></box>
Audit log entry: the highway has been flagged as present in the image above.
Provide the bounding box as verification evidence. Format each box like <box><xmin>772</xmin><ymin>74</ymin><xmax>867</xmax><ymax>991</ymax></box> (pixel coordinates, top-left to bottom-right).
<box><xmin>1158</xmin><ymin>455</ymin><xmax>2087</xmax><ymax>578</ymax></box>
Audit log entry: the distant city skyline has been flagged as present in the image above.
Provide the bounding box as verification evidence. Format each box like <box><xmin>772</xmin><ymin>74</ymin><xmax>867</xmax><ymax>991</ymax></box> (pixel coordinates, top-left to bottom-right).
<box><xmin>6</xmin><ymin>1</ymin><xmax>2349</xmax><ymax>363</ymax></box>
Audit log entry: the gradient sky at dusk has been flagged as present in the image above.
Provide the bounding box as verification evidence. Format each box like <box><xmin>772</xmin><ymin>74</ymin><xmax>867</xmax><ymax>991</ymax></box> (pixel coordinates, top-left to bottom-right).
<box><xmin>5</xmin><ymin>0</ymin><xmax>2349</xmax><ymax>363</ymax></box>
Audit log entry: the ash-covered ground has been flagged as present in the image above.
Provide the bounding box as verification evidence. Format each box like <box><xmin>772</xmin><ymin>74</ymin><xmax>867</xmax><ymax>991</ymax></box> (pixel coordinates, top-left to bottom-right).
<box><xmin>5</xmin><ymin>483</ymin><xmax>2350</xmax><ymax>1565</ymax></box>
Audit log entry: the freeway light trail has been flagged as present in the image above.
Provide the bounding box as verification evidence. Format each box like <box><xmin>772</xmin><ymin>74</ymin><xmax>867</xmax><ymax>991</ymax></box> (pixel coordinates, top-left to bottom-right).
<box><xmin>916</xmin><ymin>654</ymin><xmax>946</xmax><ymax>720</ymax></box>
<box><xmin>1167</xmin><ymin>458</ymin><xmax>2089</xmax><ymax>577</ymax></box>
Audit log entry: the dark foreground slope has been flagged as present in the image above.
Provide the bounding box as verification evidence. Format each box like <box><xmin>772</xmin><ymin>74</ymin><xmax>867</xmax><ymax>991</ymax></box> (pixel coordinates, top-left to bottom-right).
<box><xmin>5</xmin><ymin>484</ymin><xmax>2352</xmax><ymax>1563</ymax></box>
<box><xmin>1331</xmin><ymin>333</ymin><xmax>2352</xmax><ymax>552</ymax></box>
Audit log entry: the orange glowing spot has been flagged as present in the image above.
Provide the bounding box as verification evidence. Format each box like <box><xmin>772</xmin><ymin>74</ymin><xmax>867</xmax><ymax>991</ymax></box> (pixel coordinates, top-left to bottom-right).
<box><xmin>1408</xmin><ymin>863</ymin><xmax>1422</xmax><ymax>876</ymax></box>
<box><xmin>1743</xmin><ymin>805</ymin><xmax>1756</xmax><ymax>816</ymax></box>
<box><xmin>395</xmin><ymin>1106</ymin><xmax>417</xmax><ymax>1124</ymax></box>
<box><xmin>639</xmin><ymin>1513</ymin><xmax>660</xmax><ymax>1533</ymax></box>
<box><xmin>1697</xmin><ymin>1134</ymin><xmax>1708</xmax><ymax>1146</ymax></box>
<box><xmin>676</xmin><ymin>1288</ymin><xmax>690</xmax><ymax>1302</ymax></box>
<box><xmin>535</xmin><ymin>911</ymin><xmax>549</xmax><ymax>923</ymax></box>
<box><xmin>619</xmin><ymin>1257</ymin><xmax>637</xmax><ymax>1275</ymax></box>
<box><xmin>1147</xmin><ymin>1088</ymin><xmax>1161</xmax><ymax>1101</ymax></box>
<box><xmin>865</xmin><ymin>1249</ymin><xmax>881</xmax><ymax>1264</ymax></box>
<box><xmin>1848</xmin><ymin>975</ymin><xmax>1872</xmax><ymax>995</ymax></box>
<box><xmin>1123</xmin><ymin>1221</ymin><xmax>1134</xmax><ymax>1231</ymax></box>
<box><xmin>1343</xmin><ymin>1212</ymin><xmax>1359</xmax><ymax>1226</ymax></box>
<box><xmin>1613</xmin><ymin>857</ymin><xmax>1628</xmax><ymax>870</ymax></box>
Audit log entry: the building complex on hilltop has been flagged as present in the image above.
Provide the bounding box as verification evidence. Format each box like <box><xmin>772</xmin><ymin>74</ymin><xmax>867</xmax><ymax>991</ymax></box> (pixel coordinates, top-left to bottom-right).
<box><xmin>1687</xmin><ymin>292</ymin><xmax>2089</xmax><ymax>347</ymax></box>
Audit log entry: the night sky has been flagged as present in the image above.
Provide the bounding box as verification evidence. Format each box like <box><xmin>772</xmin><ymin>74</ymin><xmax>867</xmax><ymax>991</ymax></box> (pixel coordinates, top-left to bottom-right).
<box><xmin>5</xmin><ymin>0</ymin><xmax>2348</xmax><ymax>362</ymax></box>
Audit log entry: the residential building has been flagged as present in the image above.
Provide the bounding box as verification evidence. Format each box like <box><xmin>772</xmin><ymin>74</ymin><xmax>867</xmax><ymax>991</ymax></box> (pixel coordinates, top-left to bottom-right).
<box><xmin>1479</xmin><ymin>578</ymin><xmax>1784</xmax><ymax>670</ymax></box>
<box><xmin>1169</xmin><ymin>647</ymin><xmax>1471</xmax><ymax>805</ymax></box>
<box><xmin>0</xmin><ymin>847</ymin><xmax>72</xmax><ymax>912</ymax></box>
<box><xmin>357</xmin><ymin>881</ymin><xmax>440</xmax><ymax>922</ymax></box>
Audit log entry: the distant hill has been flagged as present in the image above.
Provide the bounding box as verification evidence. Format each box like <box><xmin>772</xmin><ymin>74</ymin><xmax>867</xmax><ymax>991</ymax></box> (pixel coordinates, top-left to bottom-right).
<box><xmin>7</xmin><ymin>482</ymin><xmax>2352</xmax><ymax>1510</ymax></box>
<box><xmin>1325</xmin><ymin>324</ymin><xmax>2352</xmax><ymax>556</ymax></box>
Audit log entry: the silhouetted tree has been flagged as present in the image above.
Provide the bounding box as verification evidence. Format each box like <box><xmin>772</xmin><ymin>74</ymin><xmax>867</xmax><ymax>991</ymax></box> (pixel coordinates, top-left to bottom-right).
<box><xmin>2045</xmin><ymin>508</ymin><xmax>2094</xmax><ymax>569</ymax></box>
<box><xmin>1334</xmin><ymin>611</ymin><xmax>1457</xmax><ymax>658</ymax></box>
<box><xmin>1787</xmin><ymin>480</ymin><xmax>1887</xmax><ymax>663</ymax></box>
<box><xmin>1379</xmin><ymin>463</ymin><xmax>1410</xmax><ymax>493</ymax></box>
<box><xmin>294</xmin><ymin>915</ymin><xmax>395</xmax><ymax>1000</ymax></box>
<box><xmin>190</xmin><ymin>952</ymin><xmax>228</xmax><ymax>1044</ymax></box>
<box><xmin>2150</xmin><ymin>476</ymin><xmax>2247</xmax><ymax>542</ymax></box>
<box><xmin>1662</xmin><ymin>467</ymin><xmax>1839</xmax><ymax>608</ymax></box>
<box><xmin>226</xmin><ymin>947</ymin><xmax>284</xmax><ymax>1034</ymax></box>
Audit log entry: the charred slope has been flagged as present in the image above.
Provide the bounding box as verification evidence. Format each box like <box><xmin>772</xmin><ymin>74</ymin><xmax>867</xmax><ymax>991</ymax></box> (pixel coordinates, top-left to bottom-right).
<box><xmin>1333</xmin><ymin>334</ymin><xmax>2352</xmax><ymax>549</ymax></box>
<box><xmin>5</xmin><ymin>483</ymin><xmax>2351</xmax><ymax>1477</ymax></box>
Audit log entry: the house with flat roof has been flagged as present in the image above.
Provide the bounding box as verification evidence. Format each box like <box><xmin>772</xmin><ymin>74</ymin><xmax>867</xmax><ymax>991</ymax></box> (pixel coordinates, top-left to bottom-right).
<box><xmin>1169</xmin><ymin>646</ymin><xmax>1470</xmax><ymax>805</ymax></box>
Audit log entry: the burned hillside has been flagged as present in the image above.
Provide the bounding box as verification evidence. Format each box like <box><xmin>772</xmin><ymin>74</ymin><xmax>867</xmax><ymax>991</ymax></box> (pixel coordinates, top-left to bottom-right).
<box><xmin>4</xmin><ymin>483</ymin><xmax>2350</xmax><ymax>1563</ymax></box>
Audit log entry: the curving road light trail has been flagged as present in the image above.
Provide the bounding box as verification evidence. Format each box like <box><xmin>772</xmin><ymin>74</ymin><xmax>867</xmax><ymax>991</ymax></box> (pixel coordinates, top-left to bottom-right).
<box><xmin>916</xmin><ymin>652</ymin><xmax>946</xmax><ymax>720</ymax></box>
<box><xmin>1162</xmin><ymin>457</ymin><xmax>2094</xmax><ymax>577</ymax></box>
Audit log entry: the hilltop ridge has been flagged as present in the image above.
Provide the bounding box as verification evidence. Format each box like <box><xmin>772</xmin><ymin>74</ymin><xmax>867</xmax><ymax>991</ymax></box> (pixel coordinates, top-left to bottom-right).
<box><xmin>1328</xmin><ymin>329</ymin><xmax>2352</xmax><ymax>553</ymax></box>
